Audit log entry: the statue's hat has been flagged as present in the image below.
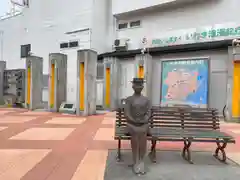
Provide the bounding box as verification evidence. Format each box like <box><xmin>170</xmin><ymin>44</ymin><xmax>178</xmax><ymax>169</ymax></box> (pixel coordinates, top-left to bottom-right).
<box><xmin>131</xmin><ymin>77</ymin><xmax>145</xmax><ymax>84</ymax></box>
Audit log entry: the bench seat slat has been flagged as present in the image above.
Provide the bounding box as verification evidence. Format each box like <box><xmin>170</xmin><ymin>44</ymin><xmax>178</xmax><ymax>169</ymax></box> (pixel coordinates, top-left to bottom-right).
<box><xmin>150</xmin><ymin>121</ymin><xmax>219</xmax><ymax>125</ymax></box>
<box><xmin>116</xmin><ymin>118</ymin><xmax>219</xmax><ymax>122</ymax></box>
<box><xmin>152</xmin><ymin>110</ymin><xmax>216</xmax><ymax>113</ymax></box>
<box><xmin>150</xmin><ymin>125</ymin><xmax>219</xmax><ymax>129</ymax></box>
<box><xmin>115</xmin><ymin>127</ymin><xmax>234</xmax><ymax>140</ymax></box>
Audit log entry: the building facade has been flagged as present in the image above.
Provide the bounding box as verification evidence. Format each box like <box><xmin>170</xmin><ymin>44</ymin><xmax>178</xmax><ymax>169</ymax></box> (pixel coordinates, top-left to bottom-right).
<box><xmin>101</xmin><ymin>0</ymin><xmax>240</xmax><ymax>119</ymax></box>
<box><xmin>1</xmin><ymin>0</ymin><xmax>240</xmax><ymax>118</ymax></box>
<box><xmin>0</xmin><ymin>0</ymin><xmax>110</xmax><ymax>105</ymax></box>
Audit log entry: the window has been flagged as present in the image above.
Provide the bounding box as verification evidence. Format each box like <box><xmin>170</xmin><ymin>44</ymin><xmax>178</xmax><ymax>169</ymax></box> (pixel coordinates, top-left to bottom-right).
<box><xmin>69</xmin><ymin>41</ymin><xmax>79</xmax><ymax>48</ymax></box>
<box><xmin>118</xmin><ymin>23</ymin><xmax>128</xmax><ymax>30</ymax></box>
<box><xmin>23</xmin><ymin>0</ymin><xmax>29</xmax><ymax>7</ymax></box>
<box><xmin>42</xmin><ymin>74</ymin><xmax>49</xmax><ymax>88</ymax></box>
<box><xmin>97</xmin><ymin>63</ymin><xmax>104</xmax><ymax>79</ymax></box>
<box><xmin>60</xmin><ymin>42</ymin><xmax>68</xmax><ymax>49</ymax></box>
<box><xmin>130</xmin><ymin>20</ymin><xmax>141</xmax><ymax>28</ymax></box>
<box><xmin>11</xmin><ymin>0</ymin><xmax>29</xmax><ymax>7</ymax></box>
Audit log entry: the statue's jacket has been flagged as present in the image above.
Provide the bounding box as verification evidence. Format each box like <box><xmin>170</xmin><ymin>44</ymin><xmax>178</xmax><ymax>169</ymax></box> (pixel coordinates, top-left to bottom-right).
<box><xmin>124</xmin><ymin>95</ymin><xmax>151</xmax><ymax>126</ymax></box>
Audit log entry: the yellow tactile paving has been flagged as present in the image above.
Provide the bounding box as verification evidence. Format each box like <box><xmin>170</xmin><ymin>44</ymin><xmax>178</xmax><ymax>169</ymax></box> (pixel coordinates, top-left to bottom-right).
<box><xmin>227</xmin><ymin>153</ymin><xmax>240</xmax><ymax>165</ymax></box>
<box><xmin>45</xmin><ymin>117</ymin><xmax>86</xmax><ymax>125</ymax></box>
<box><xmin>0</xmin><ymin>116</ymin><xmax>36</xmax><ymax>123</ymax></box>
<box><xmin>10</xmin><ymin>128</ymin><xmax>75</xmax><ymax>140</ymax></box>
<box><xmin>94</xmin><ymin>128</ymin><xmax>114</xmax><ymax>141</ymax></box>
<box><xmin>0</xmin><ymin>149</ymin><xmax>50</xmax><ymax>180</ymax></box>
<box><xmin>71</xmin><ymin>150</ymin><xmax>108</xmax><ymax>180</ymax></box>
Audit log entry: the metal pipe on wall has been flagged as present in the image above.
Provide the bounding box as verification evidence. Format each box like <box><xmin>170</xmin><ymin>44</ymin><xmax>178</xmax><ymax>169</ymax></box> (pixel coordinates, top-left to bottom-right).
<box><xmin>0</xmin><ymin>30</ymin><xmax>3</xmax><ymax>61</ymax></box>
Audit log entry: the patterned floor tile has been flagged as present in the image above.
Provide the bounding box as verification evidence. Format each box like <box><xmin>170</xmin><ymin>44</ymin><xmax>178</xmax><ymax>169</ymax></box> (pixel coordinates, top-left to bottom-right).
<box><xmin>0</xmin><ymin>149</ymin><xmax>50</xmax><ymax>180</ymax></box>
<box><xmin>0</xmin><ymin>111</ymin><xmax>12</xmax><ymax>115</ymax></box>
<box><xmin>104</xmin><ymin>112</ymin><xmax>116</xmax><ymax>117</ymax></box>
<box><xmin>229</xmin><ymin>129</ymin><xmax>240</xmax><ymax>134</ymax></box>
<box><xmin>221</xmin><ymin>122</ymin><xmax>240</xmax><ymax>127</ymax></box>
<box><xmin>19</xmin><ymin>111</ymin><xmax>52</xmax><ymax>116</ymax></box>
<box><xmin>10</xmin><ymin>128</ymin><xmax>75</xmax><ymax>140</ymax></box>
<box><xmin>227</xmin><ymin>153</ymin><xmax>240</xmax><ymax>165</ymax></box>
<box><xmin>0</xmin><ymin>127</ymin><xmax>7</xmax><ymax>131</ymax></box>
<box><xmin>45</xmin><ymin>117</ymin><xmax>86</xmax><ymax>125</ymax></box>
<box><xmin>94</xmin><ymin>128</ymin><xmax>114</xmax><ymax>141</ymax></box>
<box><xmin>102</xmin><ymin>117</ymin><xmax>115</xmax><ymax>125</ymax></box>
<box><xmin>0</xmin><ymin>116</ymin><xmax>36</xmax><ymax>123</ymax></box>
<box><xmin>71</xmin><ymin>150</ymin><xmax>108</xmax><ymax>180</ymax></box>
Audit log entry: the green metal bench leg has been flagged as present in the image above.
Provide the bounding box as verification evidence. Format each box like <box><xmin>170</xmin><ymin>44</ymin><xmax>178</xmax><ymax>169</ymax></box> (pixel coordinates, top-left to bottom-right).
<box><xmin>182</xmin><ymin>139</ymin><xmax>193</xmax><ymax>164</ymax></box>
<box><xmin>213</xmin><ymin>140</ymin><xmax>227</xmax><ymax>163</ymax></box>
<box><xmin>116</xmin><ymin>139</ymin><xmax>122</xmax><ymax>162</ymax></box>
<box><xmin>149</xmin><ymin>139</ymin><xmax>157</xmax><ymax>163</ymax></box>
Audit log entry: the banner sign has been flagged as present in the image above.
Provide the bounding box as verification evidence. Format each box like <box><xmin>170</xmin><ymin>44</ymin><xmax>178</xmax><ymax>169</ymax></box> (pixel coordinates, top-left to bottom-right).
<box><xmin>150</xmin><ymin>23</ymin><xmax>240</xmax><ymax>47</ymax></box>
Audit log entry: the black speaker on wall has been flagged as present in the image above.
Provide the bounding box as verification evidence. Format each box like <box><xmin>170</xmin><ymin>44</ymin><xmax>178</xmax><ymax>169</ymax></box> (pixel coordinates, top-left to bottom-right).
<box><xmin>20</xmin><ymin>44</ymin><xmax>31</xmax><ymax>58</ymax></box>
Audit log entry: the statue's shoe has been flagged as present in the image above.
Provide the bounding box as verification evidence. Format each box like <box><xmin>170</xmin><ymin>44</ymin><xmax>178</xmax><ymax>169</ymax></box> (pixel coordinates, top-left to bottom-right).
<box><xmin>132</xmin><ymin>164</ymin><xmax>141</xmax><ymax>175</ymax></box>
<box><xmin>140</xmin><ymin>171</ymin><xmax>146</xmax><ymax>175</ymax></box>
<box><xmin>136</xmin><ymin>162</ymin><xmax>146</xmax><ymax>175</ymax></box>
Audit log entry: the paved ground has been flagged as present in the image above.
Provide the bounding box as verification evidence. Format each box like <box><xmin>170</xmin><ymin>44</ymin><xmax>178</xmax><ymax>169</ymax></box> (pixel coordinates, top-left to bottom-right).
<box><xmin>0</xmin><ymin>108</ymin><xmax>240</xmax><ymax>180</ymax></box>
<box><xmin>104</xmin><ymin>150</ymin><xmax>240</xmax><ymax>180</ymax></box>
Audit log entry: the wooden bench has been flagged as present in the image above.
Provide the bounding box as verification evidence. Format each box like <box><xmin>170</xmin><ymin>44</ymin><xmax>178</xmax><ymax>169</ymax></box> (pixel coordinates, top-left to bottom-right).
<box><xmin>114</xmin><ymin>106</ymin><xmax>235</xmax><ymax>164</ymax></box>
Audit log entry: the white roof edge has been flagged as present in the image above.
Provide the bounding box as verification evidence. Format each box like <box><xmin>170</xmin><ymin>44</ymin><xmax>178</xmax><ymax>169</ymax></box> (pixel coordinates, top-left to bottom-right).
<box><xmin>0</xmin><ymin>11</ymin><xmax>22</xmax><ymax>21</ymax></box>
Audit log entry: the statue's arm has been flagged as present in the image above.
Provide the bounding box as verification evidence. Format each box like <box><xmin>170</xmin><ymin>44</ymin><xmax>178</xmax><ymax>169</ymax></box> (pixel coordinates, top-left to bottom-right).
<box><xmin>124</xmin><ymin>98</ymin><xmax>134</xmax><ymax>122</ymax></box>
<box><xmin>144</xmin><ymin>100</ymin><xmax>152</xmax><ymax>122</ymax></box>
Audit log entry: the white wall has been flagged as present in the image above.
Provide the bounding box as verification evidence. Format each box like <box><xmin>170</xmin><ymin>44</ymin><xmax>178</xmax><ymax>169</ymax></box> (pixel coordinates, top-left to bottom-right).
<box><xmin>112</xmin><ymin>0</ymin><xmax>184</xmax><ymax>15</ymax></box>
<box><xmin>0</xmin><ymin>14</ymin><xmax>25</xmax><ymax>69</ymax></box>
<box><xmin>0</xmin><ymin>0</ymin><xmax>110</xmax><ymax>73</ymax></box>
<box><xmin>0</xmin><ymin>0</ymin><xmax>111</xmax><ymax>104</ymax></box>
<box><xmin>115</xmin><ymin>0</ymin><xmax>240</xmax><ymax>50</ymax></box>
<box><xmin>90</xmin><ymin>0</ymin><xmax>110</xmax><ymax>53</ymax></box>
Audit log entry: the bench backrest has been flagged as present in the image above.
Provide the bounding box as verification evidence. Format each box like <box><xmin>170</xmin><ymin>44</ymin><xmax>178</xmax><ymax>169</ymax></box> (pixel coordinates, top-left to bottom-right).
<box><xmin>116</xmin><ymin>106</ymin><xmax>220</xmax><ymax>130</ymax></box>
<box><xmin>151</xmin><ymin>106</ymin><xmax>220</xmax><ymax>130</ymax></box>
<box><xmin>116</xmin><ymin>108</ymin><xmax>130</xmax><ymax>127</ymax></box>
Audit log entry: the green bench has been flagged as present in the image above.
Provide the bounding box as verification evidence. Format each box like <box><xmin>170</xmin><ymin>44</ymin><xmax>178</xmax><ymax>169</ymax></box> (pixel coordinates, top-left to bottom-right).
<box><xmin>114</xmin><ymin>106</ymin><xmax>235</xmax><ymax>164</ymax></box>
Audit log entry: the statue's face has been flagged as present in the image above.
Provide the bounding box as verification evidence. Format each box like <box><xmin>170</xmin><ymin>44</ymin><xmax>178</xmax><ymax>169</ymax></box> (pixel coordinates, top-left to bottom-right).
<box><xmin>132</xmin><ymin>83</ymin><xmax>143</xmax><ymax>94</ymax></box>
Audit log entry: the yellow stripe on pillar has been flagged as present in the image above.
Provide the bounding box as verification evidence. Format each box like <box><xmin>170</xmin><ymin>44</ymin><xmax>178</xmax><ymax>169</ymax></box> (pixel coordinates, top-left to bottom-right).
<box><xmin>138</xmin><ymin>65</ymin><xmax>144</xmax><ymax>78</ymax></box>
<box><xmin>27</xmin><ymin>66</ymin><xmax>31</xmax><ymax>105</ymax></box>
<box><xmin>80</xmin><ymin>62</ymin><xmax>85</xmax><ymax>110</ymax></box>
<box><xmin>232</xmin><ymin>61</ymin><xmax>240</xmax><ymax>117</ymax></box>
<box><xmin>105</xmin><ymin>67</ymin><xmax>110</xmax><ymax>107</ymax></box>
<box><xmin>50</xmin><ymin>63</ymin><xmax>55</xmax><ymax>108</ymax></box>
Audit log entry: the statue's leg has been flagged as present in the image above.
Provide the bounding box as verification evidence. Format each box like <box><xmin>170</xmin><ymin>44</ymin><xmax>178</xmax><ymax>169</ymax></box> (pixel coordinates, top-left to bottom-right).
<box><xmin>140</xmin><ymin>131</ymin><xmax>147</xmax><ymax>159</ymax></box>
<box><xmin>127</xmin><ymin>124</ymin><xmax>137</xmax><ymax>167</ymax></box>
<box><xmin>130</xmin><ymin>134</ymin><xmax>137</xmax><ymax>166</ymax></box>
<box><xmin>138</xmin><ymin>130</ymin><xmax>148</xmax><ymax>174</ymax></box>
<box><xmin>132</xmin><ymin>133</ymin><xmax>141</xmax><ymax>174</ymax></box>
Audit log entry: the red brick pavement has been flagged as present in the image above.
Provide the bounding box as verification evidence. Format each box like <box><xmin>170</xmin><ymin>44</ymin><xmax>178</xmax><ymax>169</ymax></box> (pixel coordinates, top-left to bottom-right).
<box><xmin>0</xmin><ymin>108</ymin><xmax>104</xmax><ymax>180</ymax></box>
<box><xmin>0</xmin><ymin>108</ymin><xmax>240</xmax><ymax>180</ymax></box>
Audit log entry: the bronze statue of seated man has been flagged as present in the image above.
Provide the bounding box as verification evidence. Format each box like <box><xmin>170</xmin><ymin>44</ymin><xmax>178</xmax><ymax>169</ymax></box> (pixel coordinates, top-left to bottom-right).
<box><xmin>124</xmin><ymin>77</ymin><xmax>151</xmax><ymax>175</ymax></box>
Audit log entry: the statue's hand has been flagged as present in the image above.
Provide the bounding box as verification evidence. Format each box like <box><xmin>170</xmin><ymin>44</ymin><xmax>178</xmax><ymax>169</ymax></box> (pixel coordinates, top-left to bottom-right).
<box><xmin>127</xmin><ymin>116</ymin><xmax>135</xmax><ymax>123</ymax></box>
<box><xmin>143</xmin><ymin>114</ymin><xmax>150</xmax><ymax>122</ymax></box>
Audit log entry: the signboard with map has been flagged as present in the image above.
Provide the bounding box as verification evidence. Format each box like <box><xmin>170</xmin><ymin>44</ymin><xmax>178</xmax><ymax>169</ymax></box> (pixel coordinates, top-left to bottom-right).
<box><xmin>160</xmin><ymin>59</ymin><xmax>209</xmax><ymax>107</ymax></box>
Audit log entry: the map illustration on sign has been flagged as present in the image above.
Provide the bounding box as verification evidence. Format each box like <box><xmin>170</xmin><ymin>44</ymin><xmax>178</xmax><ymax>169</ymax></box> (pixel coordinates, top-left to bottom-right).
<box><xmin>161</xmin><ymin>59</ymin><xmax>209</xmax><ymax>107</ymax></box>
